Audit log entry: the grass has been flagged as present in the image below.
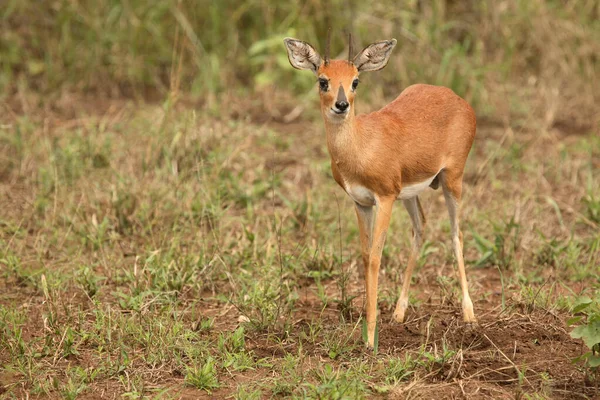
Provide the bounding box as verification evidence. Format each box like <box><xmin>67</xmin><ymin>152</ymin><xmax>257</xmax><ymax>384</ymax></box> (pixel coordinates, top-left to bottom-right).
<box><xmin>0</xmin><ymin>97</ymin><xmax>598</xmax><ymax>398</ymax></box>
<box><xmin>2</xmin><ymin>1</ymin><xmax>599</xmax><ymax>126</ymax></box>
<box><xmin>1</xmin><ymin>0</ymin><xmax>600</xmax><ymax>398</ymax></box>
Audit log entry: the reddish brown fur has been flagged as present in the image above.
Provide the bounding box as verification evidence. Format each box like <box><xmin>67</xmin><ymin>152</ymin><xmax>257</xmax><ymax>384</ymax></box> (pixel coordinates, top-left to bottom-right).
<box><xmin>287</xmin><ymin>45</ymin><xmax>479</xmax><ymax>348</ymax></box>
<box><xmin>316</xmin><ymin>59</ymin><xmax>477</xmax><ymax>348</ymax></box>
<box><xmin>318</xmin><ymin>60</ymin><xmax>476</xmax><ymax>199</ymax></box>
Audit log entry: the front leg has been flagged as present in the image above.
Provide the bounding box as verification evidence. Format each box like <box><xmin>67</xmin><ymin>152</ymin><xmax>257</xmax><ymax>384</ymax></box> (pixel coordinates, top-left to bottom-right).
<box><xmin>364</xmin><ymin>196</ymin><xmax>395</xmax><ymax>348</ymax></box>
<box><xmin>354</xmin><ymin>203</ymin><xmax>374</xmax><ymax>278</ymax></box>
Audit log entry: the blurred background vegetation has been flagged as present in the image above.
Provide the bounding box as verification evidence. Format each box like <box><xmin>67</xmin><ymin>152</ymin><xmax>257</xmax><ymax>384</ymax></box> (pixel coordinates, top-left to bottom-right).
<box><xmin>2</xmin><ymin>0</ymin><xmax>599</xmax><ymax>128</ymax></box>
<box><xmin>1</xmin><ymin>2</ymin><xmax>599</xmax><ymax>397</ymax></box>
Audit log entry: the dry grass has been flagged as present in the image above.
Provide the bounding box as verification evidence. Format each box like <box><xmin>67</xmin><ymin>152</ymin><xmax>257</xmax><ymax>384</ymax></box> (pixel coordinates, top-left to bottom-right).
<box><xmin>3</xmin><ymin>1</ymin><xmax>599</xmax><ymax>126</ymax></box>
<box><xmin>0</xmin><ymin>91</ymin><xmax>598</xmax><ymax>398</ymax></box>
<box><xmin>1</xmin><ymin>1</ymin><xmax>599</xmax><ymax>398</ymax></box>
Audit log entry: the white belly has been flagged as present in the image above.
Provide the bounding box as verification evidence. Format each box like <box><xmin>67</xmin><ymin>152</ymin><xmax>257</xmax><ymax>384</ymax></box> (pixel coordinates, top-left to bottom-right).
<box><xmin>397</xmin><ymin>174</ymin><xmax>437</xmax><ymax>200</ymax></box>
<box><xmin>344</xmin><ymin>173</ymin><xmax>439</xmax><ymax>206</ymax></box>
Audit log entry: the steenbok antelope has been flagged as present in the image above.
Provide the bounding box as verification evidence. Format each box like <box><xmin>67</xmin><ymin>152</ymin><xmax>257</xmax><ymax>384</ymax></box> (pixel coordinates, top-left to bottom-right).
<box><xmin>284</xmin><ymin>33</ymin><xmax>477</xmax><ymax>348</ymax></box>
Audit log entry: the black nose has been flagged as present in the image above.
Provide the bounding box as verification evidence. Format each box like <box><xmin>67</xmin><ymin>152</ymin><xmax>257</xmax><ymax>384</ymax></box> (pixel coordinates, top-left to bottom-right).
<box><xmin>335</xmin><ymin>101</ymin><xmax>349</xmax><ymax>111</ymax></box>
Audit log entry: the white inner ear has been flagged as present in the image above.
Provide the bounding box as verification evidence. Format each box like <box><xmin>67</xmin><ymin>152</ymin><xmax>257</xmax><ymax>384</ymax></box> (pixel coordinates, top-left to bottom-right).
<box><xmin>284</xmin><ymin>39</ymin><xmax>321</xmax><ymax>73</ymax></box>
<box><xmin>354</xmin><ymin>39</ymin><xmax>396</xmax><ymax>72</ymax></box>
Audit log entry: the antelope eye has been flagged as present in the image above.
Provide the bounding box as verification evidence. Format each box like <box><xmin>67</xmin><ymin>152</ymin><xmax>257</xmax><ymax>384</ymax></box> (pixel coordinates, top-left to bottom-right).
<box><xmin>318</xmin><ymin>78</ymin><xmax>329</xmax><ymax>91</ymax></box>
<box><xmin>352</xmin><ymin>79</ymin><xmax>359</xmax><ymax>90</ymax></box>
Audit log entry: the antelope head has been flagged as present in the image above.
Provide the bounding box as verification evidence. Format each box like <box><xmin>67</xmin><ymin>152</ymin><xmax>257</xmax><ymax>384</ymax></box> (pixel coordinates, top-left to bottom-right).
<box><xmin>284</xmin><ymin>33</ymin><xmax>397</xmax><ymax>123</ymax></box>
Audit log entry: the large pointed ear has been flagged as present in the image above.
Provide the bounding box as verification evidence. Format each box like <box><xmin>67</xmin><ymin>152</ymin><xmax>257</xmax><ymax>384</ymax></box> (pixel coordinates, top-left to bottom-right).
<box><xmin>283</xmin><ymin>38</ymin><xmax>322</xmax><ymax>74</ymax></box>
<box><xmin>353</xmin><ymin>39</ymin><xmax>397</xmax><ymax>72</ymax></box>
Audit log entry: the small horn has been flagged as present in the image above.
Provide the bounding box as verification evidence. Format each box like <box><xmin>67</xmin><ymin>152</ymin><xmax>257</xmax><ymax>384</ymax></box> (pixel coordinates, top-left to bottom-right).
<box><xmin>348</xmin><ymin>33</ymin><xmax>353</xmax><ymax>62</ymax></box>
<box><xmin>324</xmin><ymin>27</ymin><xmax>331</xmax><ymax>65</ymax></box>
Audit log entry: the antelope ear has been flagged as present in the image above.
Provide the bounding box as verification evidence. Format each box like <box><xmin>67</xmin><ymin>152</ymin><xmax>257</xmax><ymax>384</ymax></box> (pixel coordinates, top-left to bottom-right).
<box><xmin>283</xmin><ymin>38</ymin><xmax>322</xmax><ymax>74</ymax></box>
<box><xmin>353</xmin><ymin>39</ymin><xmax>397</xmax><ymax>72</ymax></box>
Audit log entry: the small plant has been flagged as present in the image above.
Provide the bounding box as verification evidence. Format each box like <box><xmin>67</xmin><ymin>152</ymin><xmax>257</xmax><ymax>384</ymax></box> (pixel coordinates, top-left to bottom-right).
<box><xmin>119</xmin><ymin>373</ymin><xmax>147</xmax><ymax>399</ymax></box>
<box><xmin>62</xmin><ymin>327</ymin><xmax>80</xmax><ymax>358</ymax></box>
<box><xmin>223</xmin><ymin>351</ymin><xmax>256</xmax><ymax>372</ymax></box>
<box><xmin>61</xmin><ymin>366</ymin><xmax>94</xmax><ymax>400</ymax></box>
<box><xmin>568</xmin><ymin>296</ymin><xmax>600</xmax><ymax>369</ymax></box>
<box><xmin>582</xmin><ymin>192</ymin><xmax>600</xmax><ymax>224</ymax></box>
<box><xmin>321</xmin><ymin>326</ymin><xmax>358</xmax><ymax>360</ymax></box>
<box><xmin>471</xmin><ymin>216</ymin><xmax>521</xmax><ymax>270</ymax></box>
<box><xmin>134</xmin><ymin>251</ymin><xmax>195</xmax><ymax>295</ymax></box>
<box><xmin>270</xmin><ymin>352</ymin><xmax>303</xmax><ymax>397</ymax></box>
<box><xmin>114</xmin><ymin>290</ymin><xmax>154</xmax><ymax>312</ymax></box>
<box><xmin>217</xmin><ymin>326</ymin><xmax>246</xmax><ymax>354</ymax></box>
<box><xmin>0</xmin><ymin>253</ymin><xmax>29</xmax><ymax>285</ymax></box>
<box><xmin>194</xmin><ymin>316</ymin><xmax>214</xmax><ymax>332</ymax></box>
<box><xmin>218</xmin><ymin>327</ymin><xmax>261</xmax><ymax>372</ymax></box>
<box><xmin>385</xmin><ymin>354</ymin><xmax>415</xmax><ymax>384</ymax></box>
<box><xmin>417</xmin><ymin>343</ymin><xmax>457</xmax><ymax>373</ymax></box>
<box><xmin>62</xmin><ymin>376</ymin><xmax>87</xmax><ymax>400</ymax></box>
<box><xmin>233</xmin><ymin>385</ymin><xmax>262</xmax><ymax>400</ymax></box>
<box><xmin>84</xmin><ymin>215</ymin><xmax>112</xmax><ymax>251</ymax></box>
<box><xmin>535</xmin><ymin>236</ymin><xmax>568</xmax><ymax>268</ymax></box>
<box><xmin>0</xmin><ymin>306</ymin><xmax>27</xmax><ymax>360</ymax></box>
<box><xmin>75</xmin><ymin>265</ymin><xmax>106</xmax><ymax>298</ymax></box>
<box><xmin>232</xmin><ymin>279</ymin><xmax>297</xmax><ymax>332</ymax></box>
<box><xmin>184</xmin><ymin>357</ymin><xmax>220</xmax><ymax>393</ymax></box>
<box><xmin>302</xmin><ymin>364</ymin><xmax>368</xmax><ymax>399</ymax></box>
<box><xmin>335</xmin><ymin>267</ymin><xmax>358</xmax><ymax>322</ymax></box>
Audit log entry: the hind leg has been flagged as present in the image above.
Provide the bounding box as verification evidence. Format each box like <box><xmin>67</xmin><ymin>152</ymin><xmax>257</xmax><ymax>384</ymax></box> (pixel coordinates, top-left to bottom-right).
<box><xmin>441</xmin><ymin>171</ymin><xmax>476</xmax><ymax>322</ymax></box>
<box><xmin>393</xmin><ymin>196</ymin><xmax>425</xmax><ymax>322</ymax></box>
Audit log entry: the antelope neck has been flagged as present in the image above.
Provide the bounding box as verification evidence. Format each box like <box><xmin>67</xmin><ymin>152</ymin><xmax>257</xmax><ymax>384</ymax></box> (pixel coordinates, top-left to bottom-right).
<box><xmin>323</xmin><ymin>112</ymin><xmax>362</xmax><ymax>168</ymax></box>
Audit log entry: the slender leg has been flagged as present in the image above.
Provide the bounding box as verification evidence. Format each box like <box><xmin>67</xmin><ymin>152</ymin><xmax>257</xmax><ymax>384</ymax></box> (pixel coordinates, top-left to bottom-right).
<box><xmin>441</xmin><ymin>172</ymin><xmax>476</xmax><ymax>322</ymax></box>
<box><xmin>393</xmin><ymin>196</ymin><xmax>426</xmax><ymax>322</ymax></box>
<box><xmin>365</xmin><ymin>196</ymin><xmax>395</xmax><ymax>347</ymax></box>
<box><xmin>354</xmin><ymin>203</ymin><xmax>374</xmax><ymax>278</ymax></box>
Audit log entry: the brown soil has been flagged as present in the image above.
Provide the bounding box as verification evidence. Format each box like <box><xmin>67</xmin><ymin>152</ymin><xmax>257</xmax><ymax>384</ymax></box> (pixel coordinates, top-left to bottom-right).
<box><xmin>0</xmin><ymin>94</ymin><xmax>598</xmax><ymax>399</ymax></box>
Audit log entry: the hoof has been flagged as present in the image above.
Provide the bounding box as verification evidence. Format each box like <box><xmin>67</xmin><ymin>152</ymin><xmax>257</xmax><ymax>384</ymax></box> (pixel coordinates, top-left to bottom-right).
<box><xmin>393</xmin><ymin>299</ymin><xmax>408</xmax><ymax>323</ymax></box>
<box><xmin>392</xmin><ymin>309</ymin><xmax>405</xmax><ymax>323</ymax></box>
<box><xmin>462</xmin><ymin>299</ymin><xmax>476</xmax><ymax>323</ymax></box>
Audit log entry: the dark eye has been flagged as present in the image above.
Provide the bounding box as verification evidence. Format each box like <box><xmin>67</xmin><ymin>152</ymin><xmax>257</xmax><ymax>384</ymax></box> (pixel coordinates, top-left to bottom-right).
<box><xmin>318</xmin><ymin>78</ymin><xmax>329</xmax><ymax>91</ymax></box>
<box><xmin>352</xmin><ymin>79</ymin><xmax>359</xmax><ymax>91</ymax></box>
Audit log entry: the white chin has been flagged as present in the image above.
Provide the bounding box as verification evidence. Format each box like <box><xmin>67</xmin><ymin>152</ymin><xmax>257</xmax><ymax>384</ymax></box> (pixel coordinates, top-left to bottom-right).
<box><xmin>328</xmin><ymin>109</ymin><xmax>348</xmax><ymax>121</ymax></box>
